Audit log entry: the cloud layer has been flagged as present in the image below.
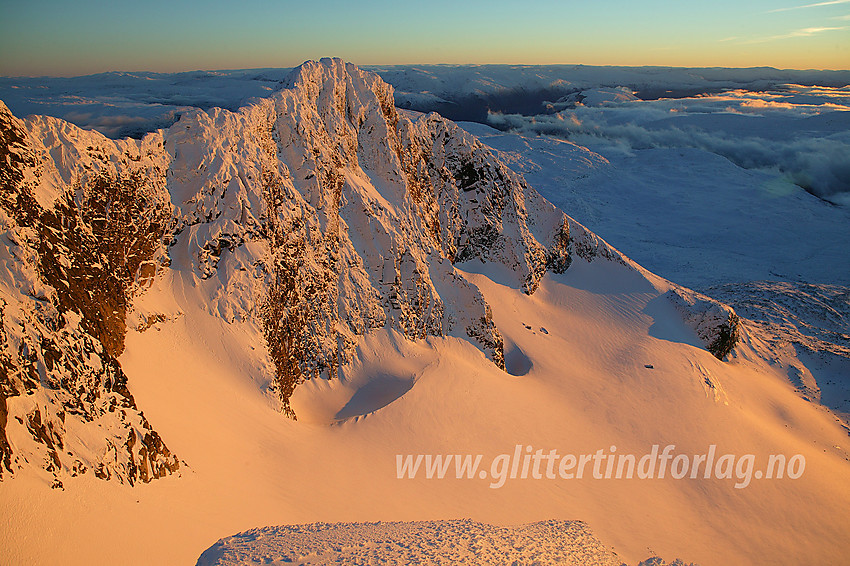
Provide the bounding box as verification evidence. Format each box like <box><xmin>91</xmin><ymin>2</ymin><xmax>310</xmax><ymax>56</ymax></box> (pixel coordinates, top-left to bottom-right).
<box><xmin>0</xmin><ymin>69</ymin><xmax>290</xmax><ymax>138</ymax></box>
<box><xmin>488</xmin><ymin>85</ymin><xmax>850</xmax><ymax>202</ymax></box>
<box><xmin>1</xmin><ymin>65</ymin><xmax>848</xmax><ymax>201</ymax></box>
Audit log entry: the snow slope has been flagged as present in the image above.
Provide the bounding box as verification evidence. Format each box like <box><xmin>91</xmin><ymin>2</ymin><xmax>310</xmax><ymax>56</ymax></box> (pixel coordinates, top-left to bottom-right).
<box><xmin>5</xmin><ymin>249</ymin><xmax>848</xmax><ymax>566</ymax></box>
<box><xmin>459</xmin><ymin>121</ymin><xmax>850</xmax><ymax>420</ymax></box>
<box><xmin>1</xmin><ymin>60</ymin><xmax>849</xmax><ymax>566</ymax></box>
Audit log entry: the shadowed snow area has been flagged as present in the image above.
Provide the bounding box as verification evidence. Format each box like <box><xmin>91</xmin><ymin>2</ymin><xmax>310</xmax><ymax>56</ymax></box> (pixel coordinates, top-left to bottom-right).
<box><xmin>503</xmin><ymin>339</ymin><xmax>533</xmax><ymax>376</ymax></box>
<box><xmin>334</xmin><ymin>375</ymin><xmax>416</xmax><ymax>420</ymax></box>
<box><xmin>707</xmin><ymin>281</ymin><xmax>850</xmax><ymax>419</ymax></box>
<box><xmin>289</xmin><ymin>331</ymin><xmax>434</xmax><ymax>424</ymax></box>
<box><xmin>195</xmin><ymin>519</ymin><xmax>636</xmax><ymax>566</ymax></box>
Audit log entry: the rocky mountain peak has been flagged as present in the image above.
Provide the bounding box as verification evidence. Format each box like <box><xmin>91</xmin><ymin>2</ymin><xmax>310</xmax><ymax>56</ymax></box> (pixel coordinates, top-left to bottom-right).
<box><xmin>0</xmin><ymin>99</ymin><xmax>178</xmax><ymax>486</ymax></box>
<box><xmin>0</xmin><ymin>60</ymin><xmax>739</xmax><ymax>488</ymax></box>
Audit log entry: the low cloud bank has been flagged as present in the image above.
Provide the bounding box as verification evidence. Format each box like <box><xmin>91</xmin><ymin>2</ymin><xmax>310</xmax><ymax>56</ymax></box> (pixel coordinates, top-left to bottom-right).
<box><xmin>58</xmin><ymin>109</ymin><xmax>182</xmax><ymax>138</ymax></box>
<box><xmin>1</xmin><ymin>66</ymin><xmax>848</xmax><ymax>201</ymax></box>
<box><xmin>0</xmin><ymin>68</ymin><xmax>289</xmax><ymax>138</ymax></box>
<box><xmin>489</xmin><ymin>86</ymin><xmax>850</xmax><ymax>202</ymax></box>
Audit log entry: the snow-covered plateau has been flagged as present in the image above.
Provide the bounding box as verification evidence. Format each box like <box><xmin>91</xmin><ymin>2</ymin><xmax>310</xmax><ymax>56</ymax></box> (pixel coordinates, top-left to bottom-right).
<box><xmin>0</xmin><ymin>59</ymin><xmax>848</xmax><ymax>566</ymax></box>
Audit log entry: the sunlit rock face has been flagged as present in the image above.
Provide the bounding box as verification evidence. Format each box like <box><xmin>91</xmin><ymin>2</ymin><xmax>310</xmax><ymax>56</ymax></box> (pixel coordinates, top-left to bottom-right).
<box><xmin>156</xmin><ymin>57</ymin><xmax>572</xmax><ymax>416</ymax></box>
<box><xmin>0</xmin><ymin>99</ymin><xmax>178</xmax><ymax>486</ymax></box>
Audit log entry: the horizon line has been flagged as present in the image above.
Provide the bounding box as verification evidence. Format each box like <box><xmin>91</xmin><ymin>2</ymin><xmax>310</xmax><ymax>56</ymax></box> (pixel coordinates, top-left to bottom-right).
<box><xmin>3</xmin><ymin>60</ymin><xmax>850</xmax><ymax>80</ymax></box>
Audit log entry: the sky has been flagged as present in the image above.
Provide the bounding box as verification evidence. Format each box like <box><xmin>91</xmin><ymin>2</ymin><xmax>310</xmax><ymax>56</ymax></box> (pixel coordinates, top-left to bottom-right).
<box><xmin>0</xmin><ymin>0</ymin><xmax>848</xmax><ymax>76</ymax></box>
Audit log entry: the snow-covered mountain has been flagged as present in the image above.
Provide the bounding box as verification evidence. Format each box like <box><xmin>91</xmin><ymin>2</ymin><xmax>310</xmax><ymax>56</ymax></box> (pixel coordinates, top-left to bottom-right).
<box><xmin>1</xmin><ymin>59</ymin><xmax>848</xmax><ymax>566</ymax></box>
<box><xmin>0</xmin><ymin>58</ymin><xmax>573</xmax><ymax>482</ymax></box>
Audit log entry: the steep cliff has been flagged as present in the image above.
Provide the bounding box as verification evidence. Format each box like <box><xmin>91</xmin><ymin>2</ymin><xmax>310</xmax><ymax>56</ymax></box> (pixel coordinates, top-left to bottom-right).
<box><xmin>164</xmin><ymin>58</ymin><xmax>573</xmax><ymax>417</ymax></box>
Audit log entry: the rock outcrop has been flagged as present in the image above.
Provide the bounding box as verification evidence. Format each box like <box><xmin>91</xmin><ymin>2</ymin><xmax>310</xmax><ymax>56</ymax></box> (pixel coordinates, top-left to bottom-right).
<box><xmin>665</xmin><ymin>287</ymin><xmax>741</xmax><ymax>360</ymax></box>
<box><xmin>0</xmin><ymin>100</ymin><xmax>179</xmax><ymax>485</ymax></box>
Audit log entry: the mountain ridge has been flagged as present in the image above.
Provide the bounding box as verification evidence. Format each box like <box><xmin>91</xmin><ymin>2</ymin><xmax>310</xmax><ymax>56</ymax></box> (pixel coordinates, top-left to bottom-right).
<box><xmin>0</xmin><ymin>58</ymin><xmax>738</xmax><ymax>487</ymax></box>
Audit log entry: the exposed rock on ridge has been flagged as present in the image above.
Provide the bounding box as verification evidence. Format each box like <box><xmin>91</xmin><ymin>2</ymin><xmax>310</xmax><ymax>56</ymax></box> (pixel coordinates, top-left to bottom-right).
<box><xmin>167</xmin><ymin>58</ymin><xmax>573</xmax><ymax>416</ymax></box>
<box><xmin>0</xmin><ymin>100</ymin><xmax>179</xmax><ymax>485</ymax></box>
<box><xmin>665</xmin><ymin>287</ymin><xmax>741</xmax><ymax>360</ymax></box>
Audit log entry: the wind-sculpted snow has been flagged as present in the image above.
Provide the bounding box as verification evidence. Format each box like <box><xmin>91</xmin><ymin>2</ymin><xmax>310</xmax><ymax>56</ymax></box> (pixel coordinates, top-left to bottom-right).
<box><xmin>195</xmin><ymin>519</ymin><xmax>634</xmax><ymax>566</ymax></box>
<box><xmin>463</xmin><ymin>120</ymin><xmax>850</xmax><ymax>424</ymax></box>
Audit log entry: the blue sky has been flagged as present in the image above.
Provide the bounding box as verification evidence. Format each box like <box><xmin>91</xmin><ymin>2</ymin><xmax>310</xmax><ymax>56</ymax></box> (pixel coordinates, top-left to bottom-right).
<box><xmin>1</xmin><ymin>0</ymin><xmax>848</xmax><ymax>76</ymax></box>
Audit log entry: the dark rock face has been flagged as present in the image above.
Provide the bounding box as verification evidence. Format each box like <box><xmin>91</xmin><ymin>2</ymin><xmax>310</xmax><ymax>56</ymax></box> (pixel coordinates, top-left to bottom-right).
<box><xmin>707</xmin><ymin>312</ymin><xmax>740</xmax><ymax>360</ymax></box>
<box><xmin>665</xmin><ymin>287</ymin><xmax>741</xmax><ymax>361</ymax></box>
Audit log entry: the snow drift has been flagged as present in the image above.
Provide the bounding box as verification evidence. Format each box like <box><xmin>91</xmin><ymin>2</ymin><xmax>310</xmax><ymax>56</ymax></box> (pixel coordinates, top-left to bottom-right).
<box><xmin>195</xmin><ymin>519</ymin><xmax>626</xmax><ymax>566</ymax></box>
